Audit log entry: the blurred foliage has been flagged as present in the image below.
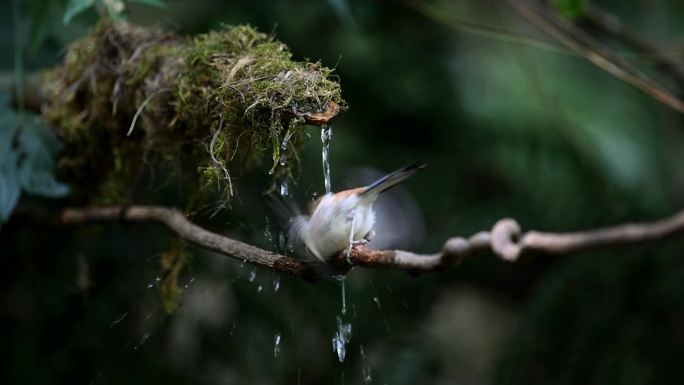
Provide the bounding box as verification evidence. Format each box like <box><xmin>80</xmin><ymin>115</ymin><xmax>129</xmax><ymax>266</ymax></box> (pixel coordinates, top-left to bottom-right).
<box><xmin>551</xmin><ymin>0</ymin><xmax>587</xmax><ymax>19</ymax></box>
<box><xmin>0</xmin><ymin>92</ymin><xmax>68</xmax><ymax>222</ymax></box>
<box><xmin>2</xmin><ymin>0</ymin><xmax>684</xmax><ymax>384</ymax></box>
<box><xmin>63</xmin><ymin>0</ymin><xmax>166</xmax><ymax>25</ymax></box>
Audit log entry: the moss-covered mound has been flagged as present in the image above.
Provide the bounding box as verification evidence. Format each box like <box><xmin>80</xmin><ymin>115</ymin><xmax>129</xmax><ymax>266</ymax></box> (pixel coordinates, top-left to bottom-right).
<box><xmin>41</xmin><ymin>21</ymin><xmax>344</xmax><ymax>204</ymax></box>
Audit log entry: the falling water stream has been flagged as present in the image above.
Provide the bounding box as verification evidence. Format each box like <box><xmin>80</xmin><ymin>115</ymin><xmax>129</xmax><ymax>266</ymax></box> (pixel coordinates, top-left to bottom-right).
<box><xmin>321</xmin><ymin>124</ymin><xmax>332</xmax><ymax>194</ymax></box>
<box><xmin>320</xmin><ymin>123</ymin><xmax>354</xmax><ymax>364</ymax></box>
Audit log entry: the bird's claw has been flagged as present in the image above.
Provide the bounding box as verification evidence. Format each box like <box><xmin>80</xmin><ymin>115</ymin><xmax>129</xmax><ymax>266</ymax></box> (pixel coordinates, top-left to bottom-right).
<box><xmin>344</xmin><ymin>239</ymin><xmax>368</xmax><ymax>264</ymax></box>
<box><xmin>352</xmin><ymin>239</ymin><xmax>368</xmax><ymax>246</ymax></box>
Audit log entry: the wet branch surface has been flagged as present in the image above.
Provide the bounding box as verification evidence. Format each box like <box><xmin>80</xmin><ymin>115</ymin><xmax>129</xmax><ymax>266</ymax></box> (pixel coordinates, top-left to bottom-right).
<box><xmin>61</xmin><ymin>205</ymin><xmax>684</xmax><ymax>282</ymax></box>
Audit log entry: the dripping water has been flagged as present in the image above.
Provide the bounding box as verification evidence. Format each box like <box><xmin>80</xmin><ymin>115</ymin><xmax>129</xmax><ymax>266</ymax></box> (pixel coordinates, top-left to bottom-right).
<box><xmin>321</xmin><ymin>124</ymin><xmax>332</xmax><ymax>194</ymax></box>
<box><xmin>274</xmin><ymin>332</ymin><xmax>282</xmax><ymax>357</ymax></box>
<box><xmin>279</xmin><ymin>130</ymin><xmax>294</xmax><ymax>166</ymax></box>
<box><xmin>147</xmin><ymin>275</ymin><xmax>161</xmax><ymax>289</ymax></box>
<box><xmin>133</xmin><ymin>333</ymin><xmax>150</xmax><ymax>351</ymax></box>
<box><xmin>183</xmin><ymin>276</ymin><xmax>196</xmax><ymax>289</ymax></box>
<box><xmin>332</xmin><ymin>316</ymin><xmax>352</xmax><ymax>363</ymax></box>
<box><xmin>336</xmin><ymin>275</ymin><xmax>347</xmax><ymax>315</ymax></box>
<box><xmin>109</xmin><ymin>312</ymin><xmax>128</xmax><ymax>328</ymax></box>
<box><xmin>360</xmin><ymin>345</ymin><xmax>372</xmax><ymax>383</ymax></box>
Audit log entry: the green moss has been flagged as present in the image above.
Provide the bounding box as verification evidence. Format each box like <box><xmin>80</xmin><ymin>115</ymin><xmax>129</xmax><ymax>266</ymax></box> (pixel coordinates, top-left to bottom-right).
<box><xmin>175</xmin><ymin>24</ymin><xmax>344</xmax><ymax>194</ymax></box>
<box><xmin>41</xmin><ymin>21</ymin><xmax>344</xmax><ymax>205</ymax></box>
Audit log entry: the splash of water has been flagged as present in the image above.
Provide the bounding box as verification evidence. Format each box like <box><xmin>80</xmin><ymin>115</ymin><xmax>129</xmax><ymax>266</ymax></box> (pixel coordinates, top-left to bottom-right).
<box><xmin>320</xmin><ymin>124</ymin><xmax>332</xmax><ymax>194</ymax></box>
<box><xmin>248</xmin><ymin>270</ymin><xmax>256</xmax><ymax>282</ymax></box>
<box><xmin>332</xmin><ymin>316</ymin><xmax>352</xmax><ymax>362</ymax></box>
<box><xmin>280</xmin><ymin>180</ymin><xmax>289</xmax><ymax>197</ymax></box>
<box><xmin>273</xmin><ymin>276</ymin><xmax>281</xmax><ymax>291</ymax></box>
<box><xmin>274</xmin><ymin>332</ymin><xmax>282</xmax><ymax>357</ymax></box>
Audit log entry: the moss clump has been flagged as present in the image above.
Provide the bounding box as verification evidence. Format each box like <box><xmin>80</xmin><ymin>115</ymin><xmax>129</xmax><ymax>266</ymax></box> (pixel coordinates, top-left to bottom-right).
<box><xmin>42</xmin><ymin>21</ymin><xmax>344</xmax><ymax>205</ymax></box>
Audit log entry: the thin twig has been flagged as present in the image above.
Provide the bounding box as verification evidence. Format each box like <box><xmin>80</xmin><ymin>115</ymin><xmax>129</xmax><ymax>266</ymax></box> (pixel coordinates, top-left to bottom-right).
<box><xmin>61</xmin><ymin>205</ymin><xmax>684</xmax><ymax>282</ymax></box>
<box><xmin>584</xmin><ymin>4</ymin><xmax>684</xmax><ymax>83</ymax></box>
<box><xmin>507</xmin><ymin>0</ymin><xmax>684</xmax><ymax>113</ymax></box>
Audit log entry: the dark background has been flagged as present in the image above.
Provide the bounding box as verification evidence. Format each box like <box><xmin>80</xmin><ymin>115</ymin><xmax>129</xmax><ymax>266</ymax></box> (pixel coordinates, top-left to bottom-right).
<box><xmin>2</xmin><ymin>0</ymin><xmax>684</xmax><ymax>384</ymax></box>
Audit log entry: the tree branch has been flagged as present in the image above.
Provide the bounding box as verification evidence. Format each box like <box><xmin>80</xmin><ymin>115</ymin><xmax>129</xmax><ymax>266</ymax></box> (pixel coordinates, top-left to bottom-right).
<box><xmin>60</xmin><ymin>206</ymin><xmax>319</xmax><ymax>282</ymax></box>
<box><xmin>60</xmin><ymin>205</ymin><xmax>684</xmax><ymax>282</ymax></box>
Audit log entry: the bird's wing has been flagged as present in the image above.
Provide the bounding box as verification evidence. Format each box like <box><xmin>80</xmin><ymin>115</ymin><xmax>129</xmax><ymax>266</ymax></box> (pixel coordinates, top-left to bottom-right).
<box><xmin>345</xmin><ymin>166</ymin><xmax>426</xmax><ymax>250</ymax></box>
<box><xmin>266</xmin><ymin>194</ymin><xmax>317</xmax><ymax>260</ymax></box>
<box><xmin>286</xmin><ymin>215</ymin><xmax>314</xmax><ymax>257</ymax></box>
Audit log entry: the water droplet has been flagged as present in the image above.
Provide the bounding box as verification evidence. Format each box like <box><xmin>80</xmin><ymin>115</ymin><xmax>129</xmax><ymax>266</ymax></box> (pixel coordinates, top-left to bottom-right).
<box><xmin>273</xmin><ymin>276</ymin><xmax>281</xmax><ymax>291</ymax></box>
<box><xmin>183</xmin><ymin>277</ymin><xmax>196</xmax><ymax>289</ymax></box>
<box><xmin>133</xmin><ymin>333</ymin><xmax>150</xmax><ymax>351</ymax></box>
<box><xmin>248</xmin><ymin>270</ymin><xmax>256</xmax><ymax>282</ymax></box>
<box><xmin>279</xmin><ymin>153</ymin><xmax>287</xmax><ymax>166</ymax></box>
<box><xmin>372</xmin><ymin>296</ymin><xmax>390</xmax><ymax>332</ymax></box>
<box><xmin>257</xmin><ymin>285</ymin><xmax>263</xmax><ymax>293</ymax></box>
<box><xmin>274</xmin><ymin>332</ymin><xmax>282</xmax><ymax>357</ymax></box>
<box><xmin>280</xmin><ymin>181</ymin><xmax>289</xmax><ymax>196</ymax></box>
<box><xmin>320</xmin><ymin>124</ymin><xmax>333</xmax><ymax>194</ymax></box>
<box><xmin>278</xmin><ymin>231</ymin><xmax>287</xmax><ymax>251</ymax></box>
<box><xmin>264</xmin><ymin>226</ymin><xmax>273</xmax><ymax>242</ymax></box>
<box><xmin>147</xmin><ymin>275</ymin><xmax>161</xmax><ymax>289</ymax></box>
<box><xmin>109</xmin><ymin>312</ymin><xmax>128</xmax><ymax>328</ymax></box>
<box><xmin>384</xmin><ymin>282</ymin><xmax>393</xmax><ymax>293</ymax></box>
<box><xmin>332</xmin><ymin>335</ymin><xmax>345</xmax><ymax>362</ymax></box>
<box><xmin>360</xmin><ymin>345</ymin><xmax>372</xmax><ymax>383</ymax></box>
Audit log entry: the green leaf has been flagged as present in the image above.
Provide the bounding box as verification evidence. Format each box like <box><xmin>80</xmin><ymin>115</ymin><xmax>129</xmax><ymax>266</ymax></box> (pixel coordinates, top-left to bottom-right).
<box><xmin>16</xmin><ymin>117</ymin><xmax>70</xmax><ymax>198</ymax></box>
<box><xmin>0</xmin><ymin>121</ymin><xmax>20</xmax><ymax>222</ymax></box>
<box><xmin>129</xmin><ymin>0</ymin><xmax>166</xmax><ymax>8</ymax></box>
<box><xmin>0</xmin><ymin>92</ymin><xmax>21</xmax><ymax>222</ymax></box>
<box><xmin>0</xmin><ymin>159</ymin><xmax>21</xmax><ymax>223</ymax></box>
<box><xmin>0</xmin><ymin>92</ymin><xmax>69</xmax><ymax>223</ymax></box>
<box><xmin>63</xmin><ymin>0</ymin><xmax>96</xmax><ymax>25</ymax></box>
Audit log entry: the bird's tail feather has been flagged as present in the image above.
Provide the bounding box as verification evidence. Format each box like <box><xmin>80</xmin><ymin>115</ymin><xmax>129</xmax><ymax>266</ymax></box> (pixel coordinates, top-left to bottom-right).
<box><xmin>360</xmin><ymin>162</ymin><xmax>426</xmax><ymax>198</ymax></box>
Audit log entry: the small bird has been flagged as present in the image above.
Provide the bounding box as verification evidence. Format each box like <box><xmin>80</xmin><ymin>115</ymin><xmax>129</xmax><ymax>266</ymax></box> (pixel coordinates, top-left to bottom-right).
<box><xmin>289</xmin><ymin>163</ymin><xmax>426</xmax><ymax>261</ymax></box>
